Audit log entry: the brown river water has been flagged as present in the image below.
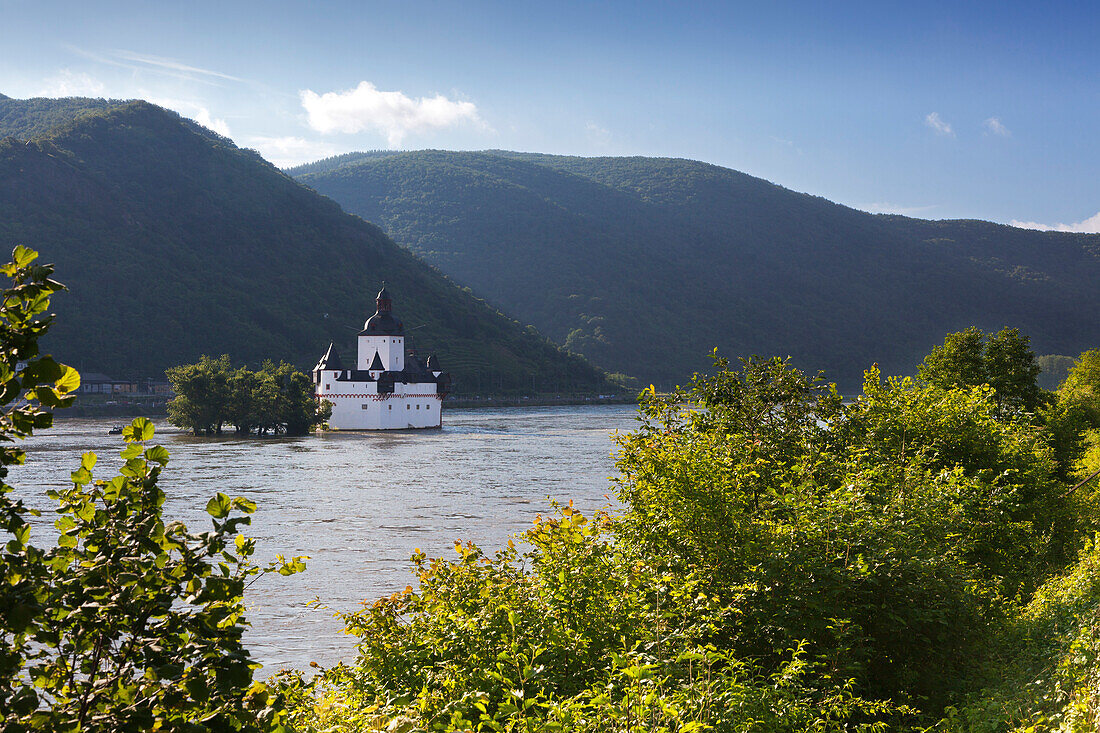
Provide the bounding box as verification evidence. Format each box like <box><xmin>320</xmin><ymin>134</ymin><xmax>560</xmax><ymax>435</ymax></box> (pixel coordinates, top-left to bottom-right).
<box><xmin>11</xmin><ymin>404</ymin><xmax>639</xmax><ymax>674</ymax></box>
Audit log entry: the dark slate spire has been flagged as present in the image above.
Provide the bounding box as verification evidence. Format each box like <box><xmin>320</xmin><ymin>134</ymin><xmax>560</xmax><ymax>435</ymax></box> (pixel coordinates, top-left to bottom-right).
<box><xmin>368</xmin><ymin>351</ymin><xmax>384</xmax><ymax>371</ymax></box>
<box><xmin>360</xmin><ymin>282</ymin><xmax>404</xmax><ymax>335</ymax></box>
<box><xmin>426</xmin><ymin>353</ymin><xmax>441</xmax><ymax>372</ymax></box>
<box><xmin>316</xmin><ymin>343</ymin><xmax>343</xmax><ymax>371</ymax></box>
<box><xmin>376</xmin><ymin>282</ymin><xmax>392</xmax><ymax>313</ymax></box>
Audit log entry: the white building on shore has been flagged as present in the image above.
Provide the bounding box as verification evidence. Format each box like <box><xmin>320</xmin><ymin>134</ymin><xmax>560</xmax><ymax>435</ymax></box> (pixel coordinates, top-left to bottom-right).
<box><xmin>313</xmin><ymin>286</ymin><xmax>449</xmax><ymax>430</ymax></box>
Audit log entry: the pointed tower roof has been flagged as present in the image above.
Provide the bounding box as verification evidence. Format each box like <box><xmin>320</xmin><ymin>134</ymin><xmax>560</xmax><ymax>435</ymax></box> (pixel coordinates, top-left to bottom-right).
<box><xmin>316</xmin><ymin>343</ymin><xmax>344</xmax><ymax>371</ymax></box>
<box><xmin>368</xmin><ymin>351</ymin><xmax>385</xmax><ymax>371</ymax></box>
<box><xmin>426</xmin><ymin>353</ymin><xmax>441</xmax><ymax>372</ymax></box>
<box><xmin>360</xmin><ymin>282</ymin><xmax>404</xmax><ymax>335</ymax></box>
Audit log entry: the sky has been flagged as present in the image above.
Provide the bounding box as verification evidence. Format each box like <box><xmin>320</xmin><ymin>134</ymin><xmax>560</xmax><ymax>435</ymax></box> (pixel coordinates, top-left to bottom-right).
<box><xmin>1</xmin><ymin>0</ymin><xmax>1097</xmax><ymax>230</ymax></box>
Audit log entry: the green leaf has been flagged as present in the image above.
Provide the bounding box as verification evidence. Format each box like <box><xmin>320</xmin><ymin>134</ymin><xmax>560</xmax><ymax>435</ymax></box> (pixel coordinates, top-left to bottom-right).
<box><xmin>144</xmin><ymin>445</ymin><xmax>170</xmax><ymax>466</ymax></box>
<box><xmin>206</xmin><ymin>493</ymin><xmax>231</xmax><ymax>518</ymax></box>
<box><xmin>80</xmin><ymin>451</ymin><xmax>97</xmax><ymax>471</ymax></box>
<box><xmin>131</xmin><ymin>417</ymin><xmax>155</xmax><ymax>442</ymax></box>
<box><xmin>11</xmin><ymin>245</ymin><xmax>37</xmax><ymax>268</ymax></box>
<box><xmin>232</xmin><ymin>496</ymin><xmax>257</xmax><ymax>514</ymax></box>
<box><xmin>55</xmin><ymin>365</ymin><xmax>80</xmax><ymax>394</ymax></box>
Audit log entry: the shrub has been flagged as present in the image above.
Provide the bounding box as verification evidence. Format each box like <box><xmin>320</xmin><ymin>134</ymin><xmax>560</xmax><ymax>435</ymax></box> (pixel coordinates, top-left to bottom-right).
<box><xmin>0</xmin><ymin>248</ymin><xmax>304</xmax><ymax>730</ymax></box>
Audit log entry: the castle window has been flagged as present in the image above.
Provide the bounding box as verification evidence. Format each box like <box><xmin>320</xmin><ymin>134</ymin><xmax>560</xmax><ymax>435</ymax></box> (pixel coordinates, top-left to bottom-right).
<box><xmin>406</xmin><ymin>404</ymin><xmax>410</xmax><ymax>409</ymax></box>
<box><xmin>361</xmin><ymin>404</ymin><xmax>369</xmax><ymax>410</ymax></box>
<box><xmin>416</xmin><ymin>404</ymin><xmax>420</xmax><ymax>409</ymax></box>
<box><xmin>326</xmin><ymin>384</ymin><xmax>330</xmax><ymax>390</ymax></box>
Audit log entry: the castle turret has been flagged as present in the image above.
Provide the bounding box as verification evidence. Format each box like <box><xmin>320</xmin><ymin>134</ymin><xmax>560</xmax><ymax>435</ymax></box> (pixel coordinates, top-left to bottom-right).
<box><xmin>314</xmin><ymin>343</ymin><xmax>343</xmax><ymax>384</ymax></box>
<box><xmin>358</xmin><ymin>284</ymin><xmax>405</xmax><ymax>371</ymax></box>
<box><xmin>316</xmin><ymin>343</ymin><xmax>343</xmax><ymax>371</ymax></box>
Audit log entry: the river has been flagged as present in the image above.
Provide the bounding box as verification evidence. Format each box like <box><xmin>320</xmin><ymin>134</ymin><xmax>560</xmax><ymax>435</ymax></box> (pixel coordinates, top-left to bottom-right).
<box><xmin>11</xmin><ymin>404</ymin><xmax>639</xmax><ymax>673</ymax></box>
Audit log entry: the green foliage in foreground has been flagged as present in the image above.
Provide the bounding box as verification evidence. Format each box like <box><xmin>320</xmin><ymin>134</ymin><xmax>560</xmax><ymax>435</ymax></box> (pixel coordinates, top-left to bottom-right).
<box><xmin>0</xmin><ymin>248</ymin><xmax>305</xmax><ymax>731</ymax></box>
<box><xmin>281</xmin><ymin>347</ymin><xmax>1100</xmax><ymax>731</ymax></box>
<box><xmin>280</xmin><ymin>507</ymin><xmax>903</xmax><ymax>732</ymax></box>
<box><xmin>1059</xmin><ymin>349</ymin><xmax>1100</xmax><ymax>428</ymax></box>
<box><xmin>166</xmin><ymin>355</ymin><xmax>331</xmax><ymax>436</ymax></box>
<box><xmin>4</xmin><ymin>419</ymin><xmax>302</xmax><ymax>731</ymax></box>
<box><xmin>939</xmin><ymin>538</ymin><xmax>1100</xmax><ymax>732</ymax></box>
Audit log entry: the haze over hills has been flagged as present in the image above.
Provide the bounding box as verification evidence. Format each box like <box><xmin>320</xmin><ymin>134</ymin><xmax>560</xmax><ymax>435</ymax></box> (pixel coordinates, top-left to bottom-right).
<box><xmin>291</xmin><ymin>150</ymin><xmax>1100</xmax><ymax>390</ymax></box>
<box><xmin>0</xmin><ymin>97</ymin><xmax>612</xmax><ymax>394</ymax></box>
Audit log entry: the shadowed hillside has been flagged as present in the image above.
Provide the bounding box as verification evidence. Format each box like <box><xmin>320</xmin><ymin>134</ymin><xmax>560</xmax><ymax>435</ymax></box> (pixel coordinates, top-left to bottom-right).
<box><xmin>0</xmin><ymin>100</ymin><xmax>612</xmax><ymax>394</ymax></box>
<box><xmin>292</xmin><ymin>150</ymin><xmax>1100</xmax><ymax>390</ymax></box>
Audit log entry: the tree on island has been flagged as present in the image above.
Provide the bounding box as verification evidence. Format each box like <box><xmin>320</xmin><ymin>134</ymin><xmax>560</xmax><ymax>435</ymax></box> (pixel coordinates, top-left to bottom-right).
<box><xmin>166</xmin><ymin>357</ymin><xmax>330</xmax><ymax>436</ymax></box>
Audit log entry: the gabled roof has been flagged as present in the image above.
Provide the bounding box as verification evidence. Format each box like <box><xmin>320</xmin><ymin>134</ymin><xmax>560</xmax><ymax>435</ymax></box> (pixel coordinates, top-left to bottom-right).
<box><xmin>368</xmin><ymin>351</ymin><xmax>384</xmax><ymax>371</ymax></box>
<box><xmin>316</xmin><ymin>343</ymin><xmax>344</xmax><ymax>371</ymax></box>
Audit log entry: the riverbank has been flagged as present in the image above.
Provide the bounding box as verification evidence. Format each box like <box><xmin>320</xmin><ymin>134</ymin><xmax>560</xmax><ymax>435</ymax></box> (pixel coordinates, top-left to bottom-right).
<box><xmin>446</xmin><ymin>394</ymin><xmax>635</xmax><ymax>409</ymax></box>
<box><xmin>58</xmin><ymin>397</ymin><xmax>170</xmax><ymax>418</ymax></box>
<box><xmin>55</xmin><ymin>393</ymin><xmax>637</xmax><ymax>419</ymax></box>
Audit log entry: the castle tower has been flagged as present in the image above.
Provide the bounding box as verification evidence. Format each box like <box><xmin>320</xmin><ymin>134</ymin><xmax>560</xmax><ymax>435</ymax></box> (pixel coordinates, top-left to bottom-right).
<box><xmin>357</xmin><ymin>285</ymin><xmax>405</xmax><ymax>372</ymax></box>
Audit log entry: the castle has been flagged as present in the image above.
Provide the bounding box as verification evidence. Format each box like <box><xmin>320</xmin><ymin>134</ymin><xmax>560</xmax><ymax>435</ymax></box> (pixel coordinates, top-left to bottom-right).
<box><xmin>313</xmin><ymin>286</ymin><xmax>450</xmax><ymax>430</ymax></box>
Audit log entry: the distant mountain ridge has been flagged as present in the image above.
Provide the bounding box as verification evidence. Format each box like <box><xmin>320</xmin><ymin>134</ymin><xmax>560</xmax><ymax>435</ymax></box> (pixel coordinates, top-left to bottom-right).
<box><xmin>290</xmin><ymin>150</ymin><xmax>1100</xmax><ymax>390</ymax></box>
<box><xmin>0</xmin><ymin>98</ymin><xmax>611</xmax><ymax>394</ymax></box>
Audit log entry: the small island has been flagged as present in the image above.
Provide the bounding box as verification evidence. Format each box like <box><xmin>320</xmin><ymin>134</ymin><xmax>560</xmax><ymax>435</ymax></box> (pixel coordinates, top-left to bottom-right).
<box><xmin>313</xmin><ymin>285</ymin><xmax>450</xmax><ymax>430</ymax></box>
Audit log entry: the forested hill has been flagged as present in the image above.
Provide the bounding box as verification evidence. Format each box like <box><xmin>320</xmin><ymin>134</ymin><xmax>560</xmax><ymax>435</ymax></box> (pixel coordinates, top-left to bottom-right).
<box><xmin>291</xmin><ymin>150</ymin><xmax>1100</xmax><ymax>390</ymax></box>
<box><xmin>0</xmin><ymin>100</ymin><xmax>612</xmax><ymax>394</ymax></box>
<box><xmin>0</xmin><ymin>95</ymin><xmax>127</xmax><ymax>140</ymax></box>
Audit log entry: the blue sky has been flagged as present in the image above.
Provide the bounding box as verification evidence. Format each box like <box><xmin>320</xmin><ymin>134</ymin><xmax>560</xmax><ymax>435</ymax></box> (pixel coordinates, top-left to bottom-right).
<box><xmin>1</xmin><ymin>0</ymin><xmax>1097</xmax><ymax>229</ymax></box>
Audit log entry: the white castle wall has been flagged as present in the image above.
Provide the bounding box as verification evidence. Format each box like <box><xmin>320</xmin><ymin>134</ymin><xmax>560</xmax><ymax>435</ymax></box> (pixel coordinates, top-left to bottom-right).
<box><xmin>318</xmin><ymin>370</ymin><xmax>441</xmax><ymax>430</ymax></box>
<box><xmin>357</xmin><ymin>334</ymin><xmax>404</xmax><ymax>371</ymax></box>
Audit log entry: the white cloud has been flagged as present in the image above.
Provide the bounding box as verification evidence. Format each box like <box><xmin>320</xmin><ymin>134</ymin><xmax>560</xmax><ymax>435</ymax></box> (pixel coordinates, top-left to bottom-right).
<box><xmin>300</xmin><ymin>81</ymin><xmax>482</xmax><ymax>145</ymax></box>
<box><xmin>246</xmin><ymin>136</ymin><xmax>339</xmax><ymax>168</ymax></box>
<box><xmin>36</xmin><ymin>69</ymin><xmax>106</xmax><ymax>97</ymax></box>
<box><xmin>585</xmin><ymin>121</ymin><xmax>611</xmax><ymax>148</ymax></box>
<box><xmin>148</xmin><ymin>97</ymin><xmax>231</xmax><ymax>137</ymax></box>
<box><xmin>984</xmin><ymin>117</ymin><xmax>1010</xmax><ymax>136</ymax></box>
<box><xmin>924</xmin><ymin>112</ymin><xmax>954</xmax><ymax>137</ymax></box>
<box><xmin>861</xmin><ymin>202</ymin><xmax>937</xmax><ymax>216</ymax></box>
<box><xmin>1009</xmin><ymin>211</ymin><xmax>1100</xmax><ymax>233</ymax></box>
<box><xmin>768</xmin><ymin>135</ymin><xmax>803</xmax><ymax>155</ymax></box>
<box><xmin>586</xmin><ymin>121</ymin><xmax>610</xmax><ymax>137</ymax></box>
